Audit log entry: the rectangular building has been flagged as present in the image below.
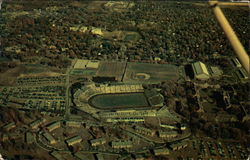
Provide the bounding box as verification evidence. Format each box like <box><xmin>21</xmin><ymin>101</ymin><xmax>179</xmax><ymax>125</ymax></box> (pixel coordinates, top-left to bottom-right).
<box><xmin>160</xmin><ymin>124</ymin><xmax>178</xmax><ymax>130</ymax></box>
<box><xmin>50</xmin><ymin>151</ymin><xmax>64</xmax><ymax>160</ymax></box>
<box><xmin>102</xmin><ymin>110</ymin><xmax>156</xmax><ymax>118</ymax></box>
<box><xmin>106</xmin><ymin>117</ymin><xmax>145</xmax><ymax>123</ymax></box>
<box><xmin>159</xmin><ymin>131</ymin><xmax>178</xmax><ymax>138</ymax></box>
<box><xmin>135</xmin><ymin>126</ymin><xmax>155</xmax><ymax>136</ymax></box>
<box><xmin>231</xmin><ymin>58</ymin><xmax>242</xmax><ymax>67</ymax></box>
<box><xmin>46</xmin><ymin>121</ymin><xmax>61</xmax><ymax>132</ymax></box>
<box><xmin>25</xmin><ymin>132</ymin><xmax>35</xmax><ymax>144</ymax></box>
<box><xmin>30</xmin><ymin>119</ymin><xmax>46</xmax><ymax>130</ymax></box>
<box><xmin>66</xmin><ymin>136</ymin><xmax>82</xmax><ymax>146</ymax></box>
<box><xmin>170</xmin><ymin>141</ymin><xmax>188</xmax><ymax>151</ymax></box>
<box><xmin>191</xmin><ymin>61</ymin><xmax>210</xmax><ymax>80</ymax></box>
<box><xmin>65</xmin><ymin>121</ymin><xmax>81</xmax><ymax>128</ymax></box>
<box><xmin>96</xmin><ymin>154</ymin><xmax>105</xmax><ymax>160</ymax></box>
<box><xmin>43</xmin><ymin>132</ymin><xmax>57</xmax><ymax>145</ymax></box>
<box><xmin>74</xmin><ymin>152</ymin><xmax>90</xmax><ymax>160</ymax></box>
<box><xmin>236</xmin><ymin>68</ymin><xmax>248</xmax><ymax>80</ymax></box>
<box><xmin>154</xmin><ymin>148</ymin><xmax>170</xmax><ymax>156</ymax></box>
<box><xmin>90</xmin><ymin>138</ymin><xmax>107</xmax><ymax>147</ymax></box>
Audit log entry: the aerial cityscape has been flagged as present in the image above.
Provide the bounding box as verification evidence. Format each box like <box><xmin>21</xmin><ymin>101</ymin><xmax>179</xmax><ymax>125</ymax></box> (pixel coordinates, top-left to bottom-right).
<box><xmin>0</xmin><ymin>0</ymin><xmax>249</xmax><ymax>160</ymax></box>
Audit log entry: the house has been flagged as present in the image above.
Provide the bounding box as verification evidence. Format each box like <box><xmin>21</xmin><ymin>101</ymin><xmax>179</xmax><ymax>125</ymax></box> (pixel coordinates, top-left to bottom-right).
<box><xmin>191</xmin><ymin>61</ymin><xmax>210</xmax><ymax>80</ymax></box>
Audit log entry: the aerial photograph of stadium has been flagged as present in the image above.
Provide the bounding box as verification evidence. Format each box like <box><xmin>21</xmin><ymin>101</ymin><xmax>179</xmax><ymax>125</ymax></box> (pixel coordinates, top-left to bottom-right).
<box><xmin>0</xmin><ymin>0</ymin><xmax>249</xmax><ymax>159</ymax></box>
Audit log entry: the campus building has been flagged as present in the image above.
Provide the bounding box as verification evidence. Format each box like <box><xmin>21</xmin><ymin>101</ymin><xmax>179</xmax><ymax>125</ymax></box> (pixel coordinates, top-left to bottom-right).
<box><xmin>43</xmin><ymin>132</ymin><xmax>57</xmax><ymax>145</ymax></box>
<box><xmin>90</xmin><ymin>138</ymin><xmax>107</xmax><ymax>147</ymax></box>
<box><xmin>30</xmin><ymin>119</ymin><xmax>46</xmax><ymax>130</ymax></box>
<box><xmin>106</xmin><ymin>117</ymin><xmax>145</xmax><ymax>123</ymax></box>
<box><xmin>154</xmin><ymin>148</ymin><xmax>170</xmax><ymax>156</ymax></box>
<box><xmin>111</xmin><ymin>140</ymin><xmax>133</xmax><ymax>149</ymax></box>
<box><xmin>50</xmin><ymin>151</ymin><xmax>64</xmax><ymax>160</ymax></box>
<box><xmin>191</xmin><ymin>61</ymin><xmax>210</xmax><ymax>80</ymax></box>
<box><xmin>170</xmin><ymin>141</ymin><xmax>188</xmax><ymax>151</ymax></box>
<box><xmin>46</xmin><ymin>121</ymin><xmax>61</xmax><ymax>132</ymax></box>
<box><xmin>158</xmin><ymin>131</ymin><xmax>178</xmax><ymax>138</ymax></box>
<box><xmin>25</xmin><ymin>132</ymin><xmax>35</xmax><ymax>144</ymax></box>
<box><xmin>65</xmin><ymin>121</ymin><xmax>81</xmax><ymax>128</ymax></box>
<box><xmin>66</xmin><ymin>136</ymin><xmax>82</xmax><ymax>146</ymax></box>
<box><xmin>135</xmin><ymin>126</ymin><xmax>155</xmax><ymax>136</ymax></box>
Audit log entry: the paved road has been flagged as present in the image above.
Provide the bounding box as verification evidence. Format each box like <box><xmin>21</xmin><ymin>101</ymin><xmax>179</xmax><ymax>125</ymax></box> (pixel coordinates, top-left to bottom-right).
<box><xmin>64</xmin><ymin>62</ymin><xmax>73</xmax><ymax>119</ymax></box>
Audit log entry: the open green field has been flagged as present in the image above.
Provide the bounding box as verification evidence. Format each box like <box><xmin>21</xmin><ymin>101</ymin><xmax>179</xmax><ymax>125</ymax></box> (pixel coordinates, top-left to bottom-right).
<box><xmin>123</xmin><ymin>62</ymin><xmax>180</xmax><ymax>83</ymax></box>
<box><xmin>89</xmin><ymin>93</ymin><xmax>149</xmax><ymax>109</ymax></box>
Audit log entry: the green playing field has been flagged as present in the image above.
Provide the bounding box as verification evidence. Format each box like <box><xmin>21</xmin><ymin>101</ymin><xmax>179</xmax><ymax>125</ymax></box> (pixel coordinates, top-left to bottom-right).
<box><xmin>89</xmin><ymin>93</ymin><xmax>149</xmax><ymax>109</ymax></box>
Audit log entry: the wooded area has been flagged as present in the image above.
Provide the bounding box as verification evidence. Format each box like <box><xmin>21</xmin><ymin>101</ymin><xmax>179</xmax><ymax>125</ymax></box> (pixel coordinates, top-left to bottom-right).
<box><xmin>0</xmin><ymin>1</ymin><xmax>248</xmax><ymax>67</ymax></box>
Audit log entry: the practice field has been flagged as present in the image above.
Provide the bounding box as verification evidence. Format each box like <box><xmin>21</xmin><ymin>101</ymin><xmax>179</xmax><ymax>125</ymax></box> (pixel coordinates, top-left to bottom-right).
<box><xmin>123</xmin><ymin>62</ymin><xmax>180</xmax><ymax>83</ymax></box>
<box><xmin>96</xmin><ymin>62</ymin><xmax>126</xmax><ymax>81</ymax></box>
<box><xmin>89</xmin><ymin>93</ymin><xmax>149</xmax><ymax>109</ymax></box>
